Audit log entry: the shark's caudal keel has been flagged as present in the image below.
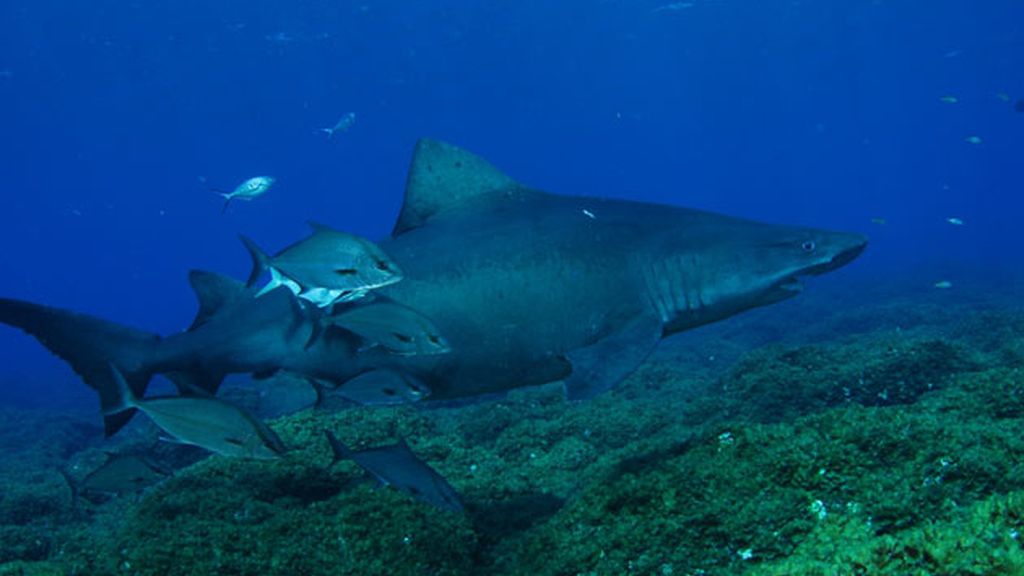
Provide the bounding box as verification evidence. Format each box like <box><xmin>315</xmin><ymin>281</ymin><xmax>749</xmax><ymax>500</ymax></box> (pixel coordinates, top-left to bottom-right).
<box><xmin>0</xmin><ymin>139</ymin><xmax>866</xmax><ymax>435</ymax></box>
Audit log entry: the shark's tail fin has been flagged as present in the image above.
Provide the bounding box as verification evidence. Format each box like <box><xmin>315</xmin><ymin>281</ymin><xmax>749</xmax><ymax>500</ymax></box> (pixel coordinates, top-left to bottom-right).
<box><xmin>318</xmin><ymin>128</ymin><xmax>334</xmax><ymax>139</ymax></box>
<box><xmin>325</xmin><ymin>430</ymin><xmax>354</xmax><ymax>466</ymax></box>
<box><xmin>0</xmin><ymin>298</ymin><xmax>161</xmax><ymax>436</ymax></box>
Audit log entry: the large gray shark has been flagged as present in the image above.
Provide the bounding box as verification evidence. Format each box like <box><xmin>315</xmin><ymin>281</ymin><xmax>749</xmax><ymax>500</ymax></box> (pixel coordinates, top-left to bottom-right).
<box><xmin>0</xmin><ymin>140</ymin><xmax>866</xmax><ymax>435</ymax></box>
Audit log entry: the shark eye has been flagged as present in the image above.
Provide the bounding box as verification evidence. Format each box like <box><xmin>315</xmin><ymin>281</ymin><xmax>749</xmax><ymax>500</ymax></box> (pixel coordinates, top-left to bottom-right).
<box><xmin>375</xmin><ymin>260</ymin><xmax>390</xmax><ymax>271</ymax></box>
<box><xmin>801</xmin><ymin>240</ymin><xmax>816</xmax><ymax>253</ymax></box>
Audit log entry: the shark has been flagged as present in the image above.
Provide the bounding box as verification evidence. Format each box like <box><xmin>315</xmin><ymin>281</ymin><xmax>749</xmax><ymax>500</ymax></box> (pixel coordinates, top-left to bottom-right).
<box><xmin>0</xmin><ymin>139</ymin><xmax>866</xmax><ymax>436</ymax></box>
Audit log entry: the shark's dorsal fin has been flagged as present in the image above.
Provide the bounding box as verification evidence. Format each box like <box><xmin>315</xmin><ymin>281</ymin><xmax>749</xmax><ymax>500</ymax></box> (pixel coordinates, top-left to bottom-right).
<box><xmin>187</xmin><ymin>270</ymin><xmax>247</xmax><ymax>331</ymax></box>
<box><xmin>392</xmin><ymin>139</ymin><xmax>519</xmax><ymax>236</ymax></box>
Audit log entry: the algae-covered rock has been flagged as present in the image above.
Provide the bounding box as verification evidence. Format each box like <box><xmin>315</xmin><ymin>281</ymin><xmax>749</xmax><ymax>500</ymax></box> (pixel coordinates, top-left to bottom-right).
<box><xmin>0</xmin><ymin>286</ymin><xmax>1021</xmax><ymax>575</ymax></box>
<box><xmin>749</xmin><ymin>490</ymin><xmax>1024</xmax><ymax>576</ymax></box>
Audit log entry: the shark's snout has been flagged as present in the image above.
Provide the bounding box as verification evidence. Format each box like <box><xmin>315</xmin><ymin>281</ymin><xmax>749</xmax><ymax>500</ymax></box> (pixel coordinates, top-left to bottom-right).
<box><xmin>772</xmin><ymin>232</ymin><xmax>867</xmax><ymax>299</ymax></box>
<box><xmin>825</xmin><ymin>233</ymin><xmax>868</xmax><ymax>273</ymax></box>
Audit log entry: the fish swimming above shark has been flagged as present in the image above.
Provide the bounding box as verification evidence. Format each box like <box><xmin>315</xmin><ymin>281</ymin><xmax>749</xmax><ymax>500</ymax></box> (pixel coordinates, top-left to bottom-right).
<box><xmin>241</xmin><ymin>222</ymin><xmax>403</xmax><ymax>307</ymax></box>
<box><xmin>318</xmin><ymin>112</ymin><xmax>356</xmax><ymax>139</ymax></box>
<box><xmin>0</xmin><ymin>139</ymin><xmax>867</xmax><ymax>437</ymax></box>
<box><xmin>214</xmin><ymin>175</ymin><xmax>275</xmax><ymax>213</ymax></box>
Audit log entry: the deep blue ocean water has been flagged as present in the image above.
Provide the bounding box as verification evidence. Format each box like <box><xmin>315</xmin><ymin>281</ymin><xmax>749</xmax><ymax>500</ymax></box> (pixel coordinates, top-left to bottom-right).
<box><xmin>0</xmin><ymin>0</ymin><xmax>1020</xmax><ymax>409</ymax></box>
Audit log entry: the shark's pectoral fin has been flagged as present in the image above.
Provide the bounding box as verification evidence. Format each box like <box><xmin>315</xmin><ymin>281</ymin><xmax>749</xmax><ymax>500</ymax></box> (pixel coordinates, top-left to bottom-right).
<box><xmin>562</xmin><ymin>315</ymin><xmax>662</xmax><ymax>401</ymax></box>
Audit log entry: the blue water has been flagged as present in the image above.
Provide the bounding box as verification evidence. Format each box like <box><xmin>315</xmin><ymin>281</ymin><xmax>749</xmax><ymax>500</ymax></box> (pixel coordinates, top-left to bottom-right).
<box><xmin>0</xmin><ymin>0</ymin><xmax>1020</xmax><ymax>408</ymax></box>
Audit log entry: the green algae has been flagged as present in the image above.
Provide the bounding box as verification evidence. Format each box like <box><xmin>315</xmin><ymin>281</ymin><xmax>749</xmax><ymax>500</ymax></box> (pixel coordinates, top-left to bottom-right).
<box><xmin>749</xmin><ymin>490</ymin><xmax>1024</xmax><ymax>576</ymax></box>
<box><xmin>1</xmin><ymin>290</ymin><xmax>1022</xmax><ymax>575</ymax></box>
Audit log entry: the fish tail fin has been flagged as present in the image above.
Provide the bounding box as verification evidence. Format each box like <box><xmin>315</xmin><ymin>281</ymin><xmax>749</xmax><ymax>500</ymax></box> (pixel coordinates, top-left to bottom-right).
<box><xmin>0</xmin><ymin>298</ymin><xmax>160</xmax><ymax>436</ymax></box>
<box><xmin>311</xmin><ymin>379</ymin><xmax>324</xmax><ymax>406</ymax></box>
<box><xmin>57</xmin><ymin>468</ymin><xmax>79</xmax><ymax>508</ymax></box>
<box><xmin>254</xmin><ymin>268</ymin><xmax>288</xmax><ymax>298</ymax></box>
<box><xmin>239</xmin><ymin>235</ymin><xmax>270</xmax><ymax>287</ymax></box>
<box><xmin>103</xmin><ymin>363</ymin><xmax>139</xmax><ymax>416</ymax></box>
<box><xmin>301</xmin><ymin>303</ymin><xmax>325</xmax><ymax>349</ymax></box>
<box><xmin>209</xmin><ymin>188</ymin><xmax>231</xmax><ymax>214</ymax></box>
<box><xmin>318</xmin><ymin>128</ymin><xmax>334</xmax><ymax>138</ymax></box>
<box><xmin>310</xmin><ymin>378</ymin><xmax>332</xmax><ymax>409</ymax></box>
<box><xmin>325</xmin><ymin>430</ymin><xmax>353</xmax><ymax>466</ymax></box>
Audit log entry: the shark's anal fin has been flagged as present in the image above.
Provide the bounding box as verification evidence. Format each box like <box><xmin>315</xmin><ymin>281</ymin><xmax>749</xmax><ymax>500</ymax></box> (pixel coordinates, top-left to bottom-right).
<box><xmin>562</xmin><ymin>315</ymin><xmax>663</xmax><ymax>401</ymax></box>
<box><xmin>392</xmin><ymin>139</ymin><xmax>519</xmax><ymax>236</ymax></box>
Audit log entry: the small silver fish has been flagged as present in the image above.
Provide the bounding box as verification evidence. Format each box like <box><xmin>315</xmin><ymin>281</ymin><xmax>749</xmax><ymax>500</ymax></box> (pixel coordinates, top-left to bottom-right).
<box><xmin>215</xmin><ymin>176</ymin><xmax>275</xmax><ymax>213</ymax></box>
<box><xmin>241</xmin><ymin>222</ymin><xmax>403</xmax><ymax>308</ymax></box>
<box><xmin>319</xmin><ymin>112</ymin><xmax>356</xmax><ymax>139</ymax></box>
<box><xmin>314</xmin><ymin>369</ymin><xmax>431</xmax><ymax>408</ymax></box>
<box><xmin>934</xmin><ymin>280</ymin><xmax>953</xmax><ymax>289</ymax></box>
<box><xmin>946</xmin><ymin>217</ymin><xmax>965</xmax><ymax>226</ymax></box>
<box><xmin>331</xmin><ymin>302</ymin><xmax>450</xmax><ymax>355</ymax></box>
<box><xmin>652</xmin><ymin>2</ymin><xmax>694</xmax><ymax>12</ymax></box>
<box><xmin>325</xmin><ymin>431</ymin><xmax>463</xmax><ymax>512</ymax></box>
<box><xmin>105</xmin><ymin>365</ymin><xmax>287</xmax><ymax>459</ymax></box>
<box><xmin>61</xmin><ymin>453</ymin><xmax>170</xmax><ymax>503</ymax></box>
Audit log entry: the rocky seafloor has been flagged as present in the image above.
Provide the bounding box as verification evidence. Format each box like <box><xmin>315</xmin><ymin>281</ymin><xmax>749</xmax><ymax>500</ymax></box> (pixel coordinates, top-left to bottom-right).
<box><xmin>1</xmin><ymin>271</ymin><xmax>1022</xmax><ymax>575</ymax></box>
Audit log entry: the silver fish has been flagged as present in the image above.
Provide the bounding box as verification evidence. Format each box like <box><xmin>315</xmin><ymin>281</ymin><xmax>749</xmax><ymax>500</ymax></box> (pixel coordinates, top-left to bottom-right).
<box><xmin>319</xmin><ymin>112</ymin><xmax>356</xmax><ymax>138</ymax></box>
<box><xmin>61</xmin><ymin>453</ymin><xmax>170</xmax><ymax>503</ymax></box>
<box><xmin>325</xmin><ymin>431</ymin><xmax>463</xmax><ymax>512</ymax></box>
<box><xmin>331</xmin><ymin>302</ymin><xmax>450</xmax><ymax>355</ymax></box>
<box><xmin>241</xmin><ymin>222</ymin><xmax>403</xmax><ymax>308</ymax></box>
<box><xmin>314</xmin><ymin>369</ymin><xmax>430</xmax><ymax>408</ymax></box>
<box><xmin>105</xmin><ymin>365</ymin><xmax>286</xmax><ymax>459</ymax></box>
<box><xmin>215</xmin><ymin>176</ymin><xmax>275</xmax><ymax>213</ymax></box>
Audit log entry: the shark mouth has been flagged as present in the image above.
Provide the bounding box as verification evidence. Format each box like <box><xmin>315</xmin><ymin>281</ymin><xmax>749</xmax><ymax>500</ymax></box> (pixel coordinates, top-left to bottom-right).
<box><xmin>813</xmin><ymin>240</ymin><xmax>868</xmax><ymax>275</ymax></box>
<box><xmin>778</xmin><ymin>278</ymin><xmax>804</xmax><ymax>294</ymax></box>
<box><xmin>774</xmin><ymin>238</ymin><xmax>868</xmax><ymax>297</ymax></box>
